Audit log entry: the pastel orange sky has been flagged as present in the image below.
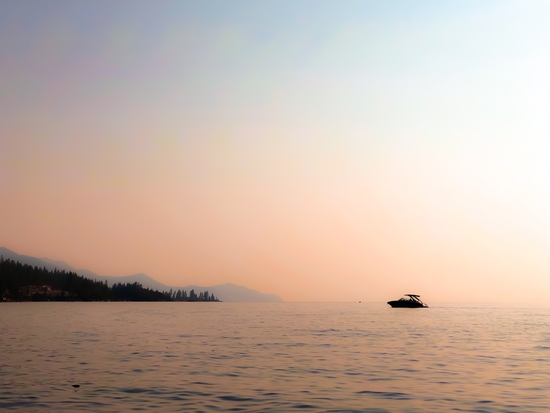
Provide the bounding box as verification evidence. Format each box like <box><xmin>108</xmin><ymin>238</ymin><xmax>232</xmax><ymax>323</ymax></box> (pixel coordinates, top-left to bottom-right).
<box><xmin>2</xmin><ymin>1</ymin><xmax>550</xmax><ymax>303</ymax></box>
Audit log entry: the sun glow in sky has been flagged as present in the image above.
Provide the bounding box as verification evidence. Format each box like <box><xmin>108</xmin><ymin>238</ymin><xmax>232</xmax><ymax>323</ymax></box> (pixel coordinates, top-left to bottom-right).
<box><xmin>2</xmin><ymin>0</ymin><xmax>550</xmax><ymax>302</ymax></box>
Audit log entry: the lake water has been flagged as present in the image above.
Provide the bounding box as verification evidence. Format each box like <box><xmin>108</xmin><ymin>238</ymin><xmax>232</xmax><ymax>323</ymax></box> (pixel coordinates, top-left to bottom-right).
<box><xmin>1</xmin><ymin>303</ymin><xmax>549</xmax><ymax>412</ymax></box>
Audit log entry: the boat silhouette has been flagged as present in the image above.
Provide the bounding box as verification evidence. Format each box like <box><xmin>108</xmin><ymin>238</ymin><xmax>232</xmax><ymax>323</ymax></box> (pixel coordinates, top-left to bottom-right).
<box><xmin>387</xmin><ymin>294</ymin><xmax>429</xmax><ymax>308</ymax></box>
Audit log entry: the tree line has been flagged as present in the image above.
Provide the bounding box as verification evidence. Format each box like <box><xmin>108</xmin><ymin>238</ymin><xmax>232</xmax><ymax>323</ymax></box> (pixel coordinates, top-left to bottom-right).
<box><xmin>0</xmin><ymin>257</ymin><xmax>220</xmax><ymax>302</ymax></box>
<box><xmin>166</xmin><ymin>288</ymin><xmax>218</xmax><ymax>302</ymax></box>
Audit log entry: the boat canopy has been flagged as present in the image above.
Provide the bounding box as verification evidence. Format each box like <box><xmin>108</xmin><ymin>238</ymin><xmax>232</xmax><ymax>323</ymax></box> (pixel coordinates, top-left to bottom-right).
<box><xmin>400</xmin><ymin>294</ymin><xmax>424</xmax><ymax>302</ymax></box>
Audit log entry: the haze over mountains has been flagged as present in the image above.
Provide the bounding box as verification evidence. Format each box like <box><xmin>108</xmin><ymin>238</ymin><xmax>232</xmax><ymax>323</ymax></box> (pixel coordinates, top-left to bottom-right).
<box><xmin>0</xmin><ymin>247</ymin><xmax>283</xmax><ymax>303</ymax></box>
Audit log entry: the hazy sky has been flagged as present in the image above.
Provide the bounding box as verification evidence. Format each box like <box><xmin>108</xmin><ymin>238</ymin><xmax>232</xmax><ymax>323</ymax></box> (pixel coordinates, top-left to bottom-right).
<box><xmin>2</xmin><ymin>1</ymin><xmax>550</xmax><ymax>303</ymax></box>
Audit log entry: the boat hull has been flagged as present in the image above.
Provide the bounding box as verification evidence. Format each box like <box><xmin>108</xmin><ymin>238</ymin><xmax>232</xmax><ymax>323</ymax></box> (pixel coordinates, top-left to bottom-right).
<box><xmin>387</xmin><ymin>300</ymin><xmax>428</xmax><ymax>308</ymax></box>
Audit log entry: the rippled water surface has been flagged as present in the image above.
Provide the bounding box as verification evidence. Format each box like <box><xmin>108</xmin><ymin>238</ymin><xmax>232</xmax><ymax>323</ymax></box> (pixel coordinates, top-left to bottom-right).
<box><xmin>1</xmin><ymin>303</ymin><xmax>550</xmax><ymax>412</ymax></box>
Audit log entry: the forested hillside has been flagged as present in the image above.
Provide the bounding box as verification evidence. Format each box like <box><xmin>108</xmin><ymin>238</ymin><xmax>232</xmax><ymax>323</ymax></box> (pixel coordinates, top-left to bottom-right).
<box><xmin>0</xmin><ymin>258</ymin><xmax>219</xmax><ymax>302</ymax></box>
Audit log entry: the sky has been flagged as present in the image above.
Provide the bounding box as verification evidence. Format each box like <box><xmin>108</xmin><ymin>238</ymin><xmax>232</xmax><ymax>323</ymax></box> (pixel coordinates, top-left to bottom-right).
<box><xmin>2</xmin><ymin>0</ymin><xmax>550</xmax><ymax>303</ymax></box>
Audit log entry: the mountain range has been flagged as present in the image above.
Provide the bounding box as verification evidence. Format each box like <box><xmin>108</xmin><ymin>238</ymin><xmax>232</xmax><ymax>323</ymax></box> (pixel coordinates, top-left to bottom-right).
<box><xmin>0</xmin><ymin>247</ymin><xmax>283</xmax><ymax>302</ymax></box>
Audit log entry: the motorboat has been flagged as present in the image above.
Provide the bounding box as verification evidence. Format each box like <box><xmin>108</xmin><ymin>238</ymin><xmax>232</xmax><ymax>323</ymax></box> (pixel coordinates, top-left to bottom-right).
<box><xmin>387</xmin><ymin>294</ymin><xmax>428</xmax><ymax>308</ymax></box>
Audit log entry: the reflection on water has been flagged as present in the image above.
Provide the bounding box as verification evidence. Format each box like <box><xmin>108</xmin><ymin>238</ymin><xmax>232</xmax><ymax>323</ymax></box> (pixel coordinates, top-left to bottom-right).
<box><xmin>1</xmin><ymin>302</ymin><xmax>549</xmax><ymax>412</ymax></box>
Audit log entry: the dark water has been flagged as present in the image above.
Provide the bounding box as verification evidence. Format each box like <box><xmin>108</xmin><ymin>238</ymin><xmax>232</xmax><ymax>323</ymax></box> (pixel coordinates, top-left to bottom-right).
<box><xmin>1</xmin><ymin>303</ymin><xmax>549</xmax><ymax>412</ymax></box>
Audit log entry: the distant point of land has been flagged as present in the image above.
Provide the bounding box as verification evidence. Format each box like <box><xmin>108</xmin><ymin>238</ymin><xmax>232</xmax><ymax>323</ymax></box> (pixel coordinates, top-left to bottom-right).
<box><xmin>0</xmin><ymin>247</ymin><xmax>284</xmax><ymax>302</ymax></box>
<box><xmin>0</xmin><ymin>257</ymin><xmax>220</xmax><ymax>302</ymax></box>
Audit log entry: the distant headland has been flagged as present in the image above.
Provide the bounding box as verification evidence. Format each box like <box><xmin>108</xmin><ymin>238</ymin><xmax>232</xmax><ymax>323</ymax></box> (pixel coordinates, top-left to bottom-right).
<box><xmin>0</xmin><ymin>247</ymin><xmax>284</xmax><ymax>303</ymax></box>
<box><xmin>0</xmin><ymin>258</ymin><xmax>220</xmax><ymax>302</ymax></box>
